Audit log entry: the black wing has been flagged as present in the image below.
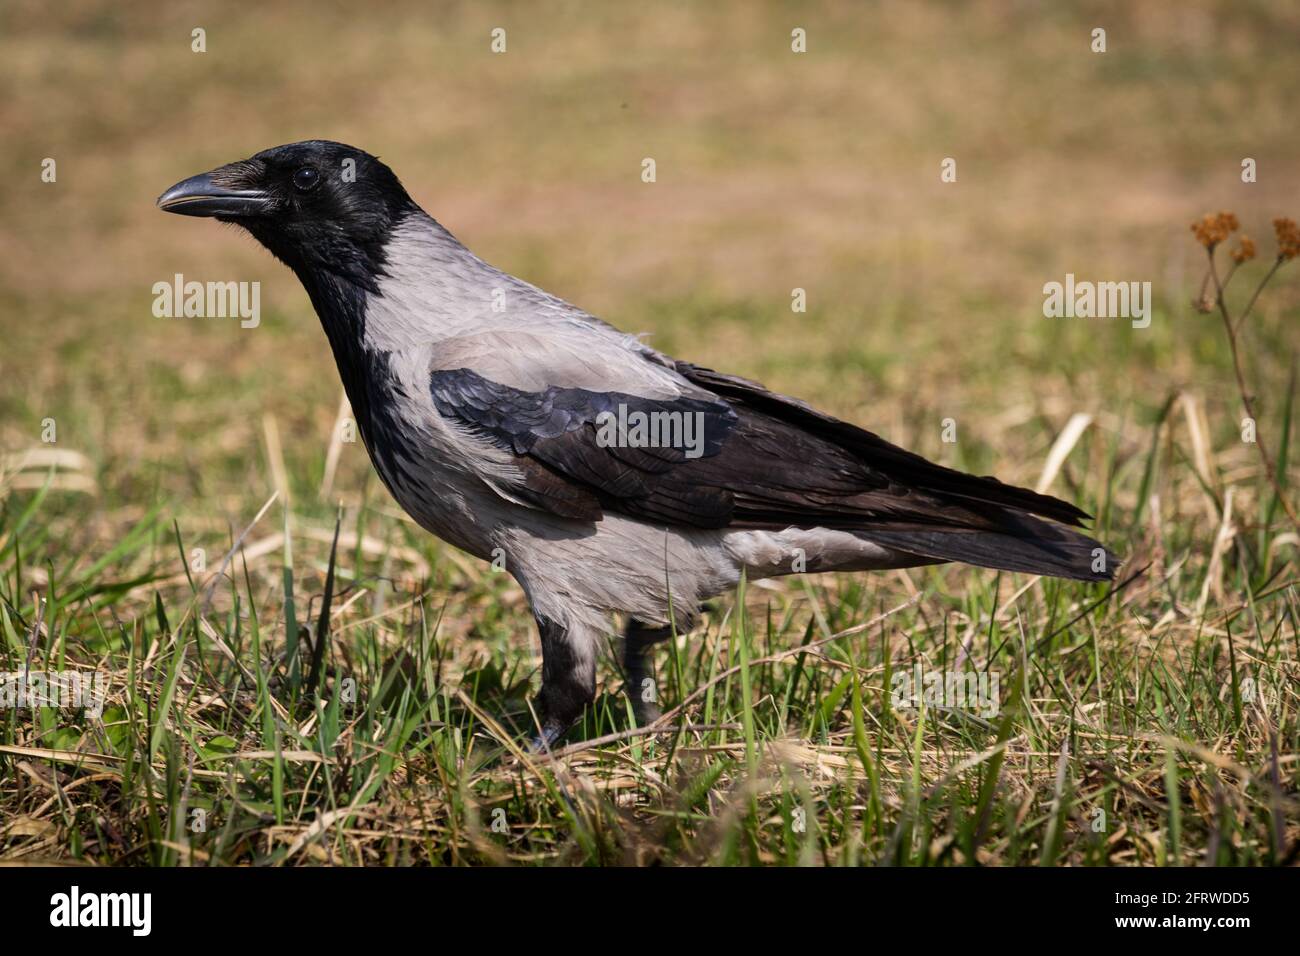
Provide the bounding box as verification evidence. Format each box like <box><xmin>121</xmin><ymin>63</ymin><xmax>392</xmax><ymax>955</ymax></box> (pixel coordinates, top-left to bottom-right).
<box><xmin>430</xmin><ymin>365</ymin><xmax>1117</xmax><ymax>581</ymax></box>
<box><xmin>430</xmin><ymin>368</ymin><xmax>741</xmax><ymax>525</ymax></box>
<box><xmin>674</xmin><ymin>362</ymin><xmax>1092</xmax><ymax>526</ymax></box>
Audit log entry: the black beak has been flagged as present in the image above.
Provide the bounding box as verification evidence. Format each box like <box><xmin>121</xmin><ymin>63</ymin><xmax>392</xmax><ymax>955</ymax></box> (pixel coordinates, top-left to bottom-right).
<box><xmin>157</xmin><ymin>171</ymin><xmax>272</xmax><ymax>218</ymax></box>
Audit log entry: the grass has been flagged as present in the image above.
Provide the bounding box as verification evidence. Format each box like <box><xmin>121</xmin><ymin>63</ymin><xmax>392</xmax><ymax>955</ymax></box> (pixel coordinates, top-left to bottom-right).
<box><xmin>2</xmin><ymin>404</ymin><xmax>1296</xmax><ymax>865</ymax></box>
<box><xmin>1</xmin><ymin>0</ymin><xmax>1297</xmax><ymax>865</ymax></box>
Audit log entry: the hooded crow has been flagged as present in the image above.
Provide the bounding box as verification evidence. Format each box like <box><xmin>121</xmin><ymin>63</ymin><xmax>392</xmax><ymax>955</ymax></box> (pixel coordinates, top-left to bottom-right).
<box><xmin>159</xmin><ymin>141</ymin><xmax>1117</xmax><ymax>747</ymax></box>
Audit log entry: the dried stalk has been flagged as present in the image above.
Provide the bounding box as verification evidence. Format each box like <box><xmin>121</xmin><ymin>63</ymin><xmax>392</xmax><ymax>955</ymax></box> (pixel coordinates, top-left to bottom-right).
<box><xmin>1203</xmin><ymin>247</ymin><xmax>1298</xmax><ymax>532</ymax></box>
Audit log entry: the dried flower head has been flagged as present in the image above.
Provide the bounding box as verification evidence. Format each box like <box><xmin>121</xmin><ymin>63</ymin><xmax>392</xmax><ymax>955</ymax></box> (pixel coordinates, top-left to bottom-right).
<box><xmin>1230</xmin><ymin>235</ymin><xmax>1256</xmax><ymax>264</ymax></box>
<box><xmin>1191</xmin><ymin>210</ymin><xmax>1239</xmax><ymax>249</ymax></box>
<box><xmin>1273</xmin><ymin>217</ymin><xmax>1300</xmax><ymax>260</ymax></box>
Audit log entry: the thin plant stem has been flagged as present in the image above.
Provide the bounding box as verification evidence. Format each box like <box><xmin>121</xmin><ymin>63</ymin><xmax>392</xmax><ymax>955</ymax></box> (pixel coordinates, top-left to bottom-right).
<box><xmin>1205</xmin><ymin>248</ymin><xmax>1299</xmax><ymax>532</ymax></box>
<box><xmin>1234</xmin><ymin>258</ymin><xmax>1283</xmax><ymax>336</ymax></box>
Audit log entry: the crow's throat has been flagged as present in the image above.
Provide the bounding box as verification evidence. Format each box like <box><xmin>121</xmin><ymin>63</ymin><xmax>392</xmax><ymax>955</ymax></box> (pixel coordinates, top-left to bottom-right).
<box><xmin>284</xmin><ymin>259</ymin><xmax>413</xmax><ymax>494</ymax></box>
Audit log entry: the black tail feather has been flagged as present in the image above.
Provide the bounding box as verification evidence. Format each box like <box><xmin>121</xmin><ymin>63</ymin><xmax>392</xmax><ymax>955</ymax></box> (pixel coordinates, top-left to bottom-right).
<box><xmin>867</xmin><ymin>512</ymin><xmax>1116</xmax><ymax>582</ymax></box>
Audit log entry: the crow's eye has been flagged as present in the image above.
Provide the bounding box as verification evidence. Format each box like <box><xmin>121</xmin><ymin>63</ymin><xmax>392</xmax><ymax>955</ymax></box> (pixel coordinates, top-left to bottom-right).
<box><xmin>292</xmin><ymin>167</ymin><xmax>320</xmax><ymax>192</ymax></box>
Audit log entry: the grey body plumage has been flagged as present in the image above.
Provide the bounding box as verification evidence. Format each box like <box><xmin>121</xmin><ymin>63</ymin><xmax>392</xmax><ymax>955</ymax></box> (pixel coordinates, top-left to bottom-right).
<box><xmin>159</xmin><ymin>141</ymin><xmax>1117</xmax><ymax>747</ymax></box>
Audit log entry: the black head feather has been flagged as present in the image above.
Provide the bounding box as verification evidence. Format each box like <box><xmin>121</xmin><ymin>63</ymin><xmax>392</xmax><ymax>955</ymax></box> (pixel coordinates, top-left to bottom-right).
<box><xmin>236</xmin><ymin>141</ymin><xmax>414</xmax><ymax>290</ymax></box>
<box><xmin>162</xmin><ymin>140</ymin><xmax>416</xmax><ymax>292</ymax></box>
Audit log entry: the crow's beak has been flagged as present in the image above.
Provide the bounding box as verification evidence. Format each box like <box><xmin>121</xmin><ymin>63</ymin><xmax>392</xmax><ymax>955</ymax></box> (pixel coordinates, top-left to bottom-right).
<box><xmin>157</xmin><ymin>170</ymin><xmax>272</xmax><ymax>218</ymax></box>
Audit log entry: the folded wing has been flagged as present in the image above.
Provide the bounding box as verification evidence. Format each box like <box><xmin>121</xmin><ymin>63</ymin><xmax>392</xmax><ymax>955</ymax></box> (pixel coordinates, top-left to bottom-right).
<box><xmin>429</xmin><ymin>354</ymin><xmax>1117</xmax><ymax>582</ymax></box>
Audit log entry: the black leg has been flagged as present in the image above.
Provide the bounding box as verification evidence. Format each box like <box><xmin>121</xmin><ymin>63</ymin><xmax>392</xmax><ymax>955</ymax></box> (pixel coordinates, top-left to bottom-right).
<box><xmin>623</xmin><ymin>618</ymin><xmax>673</xmax><ymax>725</ymax></box>
<box><xmin>531</xmin><ymin>615</ymin><xmax>596</xmax><ymax>750</ymax></box>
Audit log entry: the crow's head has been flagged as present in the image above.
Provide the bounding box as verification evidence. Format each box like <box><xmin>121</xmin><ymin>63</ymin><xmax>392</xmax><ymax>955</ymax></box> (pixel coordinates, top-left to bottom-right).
<box><xmin>158</xmin><ymin>140</ymin><xmax>415</xmax><ymax>286</ymax></box>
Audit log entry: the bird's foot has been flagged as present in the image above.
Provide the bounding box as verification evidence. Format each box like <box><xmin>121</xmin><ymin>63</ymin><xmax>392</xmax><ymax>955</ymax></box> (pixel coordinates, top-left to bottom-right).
<box><xmin>529</xmin><ymin>718</ymin><xmax>572</xmax><ymax>754</ymax></box>
<box><xmin>631</xmin><ymin>697</ymin><xmax>662</xmax><ymax>726</ymax></box>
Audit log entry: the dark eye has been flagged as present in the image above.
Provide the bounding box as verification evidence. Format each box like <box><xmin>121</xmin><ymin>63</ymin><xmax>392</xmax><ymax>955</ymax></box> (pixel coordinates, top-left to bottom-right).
<box><xmin>292</xmin><ymin>166</ymin><xmax>320</xmax><ymax>192</ymax></box>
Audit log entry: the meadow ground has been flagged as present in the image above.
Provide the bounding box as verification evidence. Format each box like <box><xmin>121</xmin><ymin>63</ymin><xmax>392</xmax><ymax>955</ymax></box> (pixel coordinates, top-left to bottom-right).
<box><xmin>0</xmin><ymin>1</ymin><xmax>1297</xmax><ymax>865</ymax></box>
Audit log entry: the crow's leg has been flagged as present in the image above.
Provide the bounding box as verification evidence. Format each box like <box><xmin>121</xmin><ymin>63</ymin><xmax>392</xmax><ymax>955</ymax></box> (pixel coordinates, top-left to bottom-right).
<box><xmin>531</xmin><ymin>614</ymin><xmax>596</xmax><ymax>751</ymax></box>
<box><xmin>623</xmin><ymin>619</ymin><xmax>674</xmax><ymax>725</ymax></box>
